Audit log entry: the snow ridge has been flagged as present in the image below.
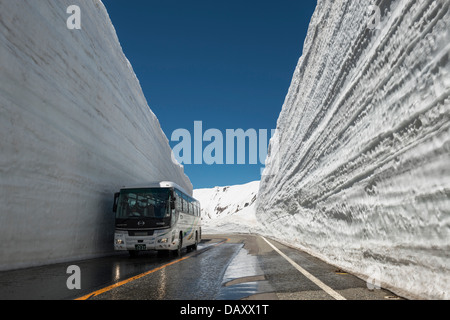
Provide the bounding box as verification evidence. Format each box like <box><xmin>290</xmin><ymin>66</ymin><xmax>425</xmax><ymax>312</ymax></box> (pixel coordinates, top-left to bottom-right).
<box><xmin>194</xmin><ymin>181</ymin><xmax>261</xmax><ymax>234</ymax></box>
<box><xmin>257</xmin><ymin>0</ymin><xmax>450</xmax><ymax>299</ymax></box>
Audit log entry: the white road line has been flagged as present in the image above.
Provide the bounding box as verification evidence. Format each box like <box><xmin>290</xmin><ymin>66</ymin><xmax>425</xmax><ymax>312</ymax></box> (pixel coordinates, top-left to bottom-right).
<box><xmin>261</xmin><ymin>236</ymin><xmax>346</xmax><ymax>300</ymax></box>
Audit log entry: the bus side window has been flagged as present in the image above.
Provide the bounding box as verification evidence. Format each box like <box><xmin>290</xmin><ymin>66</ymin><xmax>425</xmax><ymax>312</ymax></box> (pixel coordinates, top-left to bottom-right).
<box><xmin>174</xmin><ymin>189</ymin><xmax>182</xmax><ymax>212</ymax></box>
<box><xmin>176</xmin><ymin>192</ymin><xmax>182</xmax><ymax>212</ymax></box>
<box><xmin>186</xmin><ymin>196</ymin><xmax>190</xmax><ymax>215</ymax></box>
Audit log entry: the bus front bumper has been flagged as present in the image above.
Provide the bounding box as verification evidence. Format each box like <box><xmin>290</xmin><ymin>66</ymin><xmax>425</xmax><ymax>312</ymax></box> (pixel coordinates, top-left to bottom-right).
<box><xmin>114</xmin><ymin>231</ymin><xmax>176</xmax><ymax>251</ymax></box>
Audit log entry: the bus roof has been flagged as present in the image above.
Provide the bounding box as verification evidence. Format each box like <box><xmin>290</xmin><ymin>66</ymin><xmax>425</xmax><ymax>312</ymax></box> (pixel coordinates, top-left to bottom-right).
<box><xmin>120</xmin><ymin>181</ymin><xmax>192</xmax><ymax>197</ymax></box>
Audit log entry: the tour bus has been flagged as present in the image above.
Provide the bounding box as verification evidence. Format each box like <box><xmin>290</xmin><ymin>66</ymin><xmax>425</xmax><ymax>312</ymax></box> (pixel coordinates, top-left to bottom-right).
<box><xmin>112</xmin><ymin>181</ymin><xmax>201</xmax><ymax>257</ymax></box>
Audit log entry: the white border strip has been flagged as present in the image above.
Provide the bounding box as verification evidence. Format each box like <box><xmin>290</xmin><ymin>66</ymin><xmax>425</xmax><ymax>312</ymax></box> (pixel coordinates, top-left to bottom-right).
<box><xmin>261</xmin><ymin>236</ymin><xmax>346</xmax><ymax>300</ymax></box>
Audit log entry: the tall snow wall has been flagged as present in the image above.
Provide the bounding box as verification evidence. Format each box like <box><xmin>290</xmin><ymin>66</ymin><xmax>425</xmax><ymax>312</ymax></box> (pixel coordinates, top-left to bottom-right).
<box><xmin>257</xmin><ymin>0</ymin><xmax>450</xmax><ymax>299</ymax></box>
<box><xmin>0</xmin><ymin>0</ymin><xmax>192</xmax><ymax>271</ymax></box>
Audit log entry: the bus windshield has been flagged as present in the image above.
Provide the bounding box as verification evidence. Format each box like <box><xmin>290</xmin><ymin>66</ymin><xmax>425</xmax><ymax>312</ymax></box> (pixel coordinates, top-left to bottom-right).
<box><xmin>116</xmin><ymin>188</ymin><xmax>171</xmax><ymax>219</ymax></box>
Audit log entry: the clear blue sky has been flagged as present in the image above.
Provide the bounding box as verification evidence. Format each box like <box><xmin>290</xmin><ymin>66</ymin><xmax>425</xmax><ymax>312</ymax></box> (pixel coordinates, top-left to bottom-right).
<box><xmin>103</xmin><ymin>0</ymin><xmax>317</xmax><ymax>189</ymax></box>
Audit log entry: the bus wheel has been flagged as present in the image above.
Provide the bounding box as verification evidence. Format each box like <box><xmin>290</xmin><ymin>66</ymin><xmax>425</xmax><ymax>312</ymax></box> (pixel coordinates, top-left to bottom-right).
<box><xmin>192</xmin><ymin>232</ymin><xmax>198</xmax><ymax>250</ymax></box>
<box><xmin>188</xmin><ymin>232</ymin><xmax>199</xmax><ymax>252</ymax></box>
<box><xmin>173</xmin><ymin>233</ymin><xmax>182</xmax><ymax>257</ymax></box>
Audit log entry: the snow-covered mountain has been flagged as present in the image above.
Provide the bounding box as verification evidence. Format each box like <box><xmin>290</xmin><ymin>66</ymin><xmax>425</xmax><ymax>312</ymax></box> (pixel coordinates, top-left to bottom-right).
<box><xmin>0</xmin><ymin>1</ymin><xmax>191</xmax><ymax>270</ymax></box>
<box><xmin>257</xmin><ymin>0</ymin><xmax>450</xmax><ymax>299</ymax></box>
<box><xmin>194</xmin><ymin>181</ymin><xmax>262</xmax><ymax>234</ymax></box>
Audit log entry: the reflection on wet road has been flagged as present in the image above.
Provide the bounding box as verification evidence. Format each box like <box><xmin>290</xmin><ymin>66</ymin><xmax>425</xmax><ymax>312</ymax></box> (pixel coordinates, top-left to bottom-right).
<box><xmin>0</xmin><ymin>237</ymin><xmax>232</xmax><ymax>300</ymax></box>
<box><xmin>0</xmin><ymin>235</ymin><xmax>403</xmax><ymax>300</ymax></box>
<box><xmin>85</xmin><ymin>237</ymin><xmax>236</xmax><ymax>300</ymax></box>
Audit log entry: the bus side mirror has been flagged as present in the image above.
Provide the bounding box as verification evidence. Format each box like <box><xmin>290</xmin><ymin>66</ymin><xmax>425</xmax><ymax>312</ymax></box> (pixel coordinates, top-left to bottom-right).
<box><xmin>113</xmin><ymin>192</ymin><xmax>119</xmax><ymax>213</ymax></box>
<box><xmin>170</xmin><ymin>199</ymin><xmax>176</xmax><ymax>210</ymax></box>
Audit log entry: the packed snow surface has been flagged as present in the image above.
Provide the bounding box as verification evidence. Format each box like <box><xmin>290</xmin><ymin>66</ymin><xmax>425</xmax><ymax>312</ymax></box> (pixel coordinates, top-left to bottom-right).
<box><xmin>194</xmin><ymin>181</ymin><xmax>262</xmax><ymax>234</ymax></box>
<box><xmin>257</xmin><ymin>0</ymin><xmax>450</xmax><ymax>299</ymax></box>
<box><xmin>0</xmin><ymin>0</ymin><xmax>191</xmax><ymax>270</ymax></box>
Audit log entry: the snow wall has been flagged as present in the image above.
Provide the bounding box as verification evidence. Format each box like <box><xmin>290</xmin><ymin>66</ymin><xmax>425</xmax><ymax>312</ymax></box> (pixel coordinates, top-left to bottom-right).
<box><xmin>0</xmin><ymin>0</ymin><xmax>192</xmax><ymax>271</ymax></box>
<box><xmin>257</xmin><ymin>0</ymin><xmax>450</xmax><ymax>299</ymax></box>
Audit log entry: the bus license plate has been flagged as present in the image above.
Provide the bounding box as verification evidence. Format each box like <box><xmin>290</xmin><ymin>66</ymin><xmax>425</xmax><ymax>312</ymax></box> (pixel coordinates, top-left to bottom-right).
<box><xmin>135</xmin><ymin>244</ymin><xmax>146</xmax><ymax>250</ymax></box>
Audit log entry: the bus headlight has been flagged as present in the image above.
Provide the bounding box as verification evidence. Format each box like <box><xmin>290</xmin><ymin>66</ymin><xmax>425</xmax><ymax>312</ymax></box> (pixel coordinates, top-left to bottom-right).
<box><xmin>115</xmin><ymin>233</ymin><xmax>125</xmax><ymax>245</ymax></box>
<box><xmin>158</xmin><ymin>238</ymin><xmax>168</xmax><ymax>243</ymax></box>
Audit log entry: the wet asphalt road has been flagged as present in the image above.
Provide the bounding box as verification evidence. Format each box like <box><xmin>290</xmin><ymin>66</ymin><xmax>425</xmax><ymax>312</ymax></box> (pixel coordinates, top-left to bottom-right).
<box><xmin>0</xmin><ymin>234</ymin><xmax>403</xmax><ymax>300</ymax></box>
